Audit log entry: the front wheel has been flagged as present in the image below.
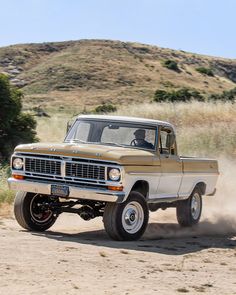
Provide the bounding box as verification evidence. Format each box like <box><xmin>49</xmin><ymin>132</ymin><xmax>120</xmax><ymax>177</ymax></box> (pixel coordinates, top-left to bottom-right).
<box><xmin>14</xmin><ymin>192</ymin><xmax>58</xmax><ymax>231</ymax></box>
<box><xmin>176</xmin><ymin>188</ymin><xmax>202</xmax><ymax>227</ymax></box>
<box><xmin>103</xmin><ymin>191</ymin><xmax>149</xmax><ymax>241</ymax></box>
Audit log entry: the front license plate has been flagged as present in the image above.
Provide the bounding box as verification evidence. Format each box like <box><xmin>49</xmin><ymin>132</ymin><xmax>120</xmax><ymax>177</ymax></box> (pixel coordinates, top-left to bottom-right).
<box><xmin>51</xmin><ymin>185</ymin><xmax>69</xmax><ymax>197</ymax></box>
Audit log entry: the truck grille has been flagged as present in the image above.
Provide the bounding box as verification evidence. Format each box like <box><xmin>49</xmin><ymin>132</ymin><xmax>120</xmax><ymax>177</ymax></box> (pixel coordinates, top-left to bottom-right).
<box><xmin>65</xmin><ymin>162</ymin><xmax>105</xmax><ymax>180</ymax></box>
<box><xmin>23</xmin><ymin>156</ymin><xmax>106</xmax><ymax>182</ymax></box>
<box><xmin>25</xmin><ymin>158</ymin><xmax>61</xmax><ymax>176</ymax></box>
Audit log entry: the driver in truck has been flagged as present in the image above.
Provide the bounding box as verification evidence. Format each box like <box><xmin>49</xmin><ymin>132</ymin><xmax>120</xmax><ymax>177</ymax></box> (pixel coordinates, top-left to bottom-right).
<box><xmin>132</xmin><ymin>129</ymin><xmax>154</xmax><ymax>149</ymax></box>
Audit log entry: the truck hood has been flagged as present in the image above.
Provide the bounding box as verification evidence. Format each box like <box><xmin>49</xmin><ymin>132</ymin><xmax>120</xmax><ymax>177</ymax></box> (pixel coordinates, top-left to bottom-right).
<box><xmin>14</xmin><ymin>143</ymin><xmax>160</xmax><ymax>166</ymax></box>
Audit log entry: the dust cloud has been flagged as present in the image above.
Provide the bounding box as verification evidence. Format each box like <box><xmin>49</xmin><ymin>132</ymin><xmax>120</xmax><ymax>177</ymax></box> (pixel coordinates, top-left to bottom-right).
<box><xmin>144</xmin><ymin>157</ymin><xmax>236</xmax><ymax>239</ymax></box>
<box><xmin>201</xmin><ymin>157</ymin><xmax>236</xmax><ymax>234</ymax></box>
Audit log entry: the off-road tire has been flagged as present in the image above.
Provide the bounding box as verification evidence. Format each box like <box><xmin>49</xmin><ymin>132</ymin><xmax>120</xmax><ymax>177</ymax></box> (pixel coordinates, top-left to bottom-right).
<box><xmin>176</xmin><ymin>187</ymin><xmax>202</xmax><ymax>227</ymax></box>
<box><xmin>14</xmin><ymin>191</ymin><xmax>57</xmax><ymax>231</ymax></box>
<box><xmin>103</xmin><ymin>191</ymin><xmax>149</xmax><ymax>241</ymax></box>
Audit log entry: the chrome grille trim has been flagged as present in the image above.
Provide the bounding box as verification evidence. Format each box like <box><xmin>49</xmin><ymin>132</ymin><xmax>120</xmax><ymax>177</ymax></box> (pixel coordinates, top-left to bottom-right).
<box><xmin>65</xmin><ymin>162</ymin><xmax>105</xmax><ymax>180</ymax></box>
<box><xmin>25</xmin><ymin>158</ymin><xmax>61</xmax><ymax>176</ymax></box>
<box><xmin>20</xmin><ymin>155</ymin><xmax>113</xmax><ymax>183</ymax></box>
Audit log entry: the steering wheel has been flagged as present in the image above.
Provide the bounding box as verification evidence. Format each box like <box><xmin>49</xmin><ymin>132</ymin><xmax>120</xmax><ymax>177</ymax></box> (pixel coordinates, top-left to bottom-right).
<box><xmin>130</xmin><ymin>139</ymin><xmax>145</xmax><ymax>146</ymax></box>
<box><xmin>130</xmin><ymin>139</ymin><xmax>137</xmax><ymax>146</ymax></box>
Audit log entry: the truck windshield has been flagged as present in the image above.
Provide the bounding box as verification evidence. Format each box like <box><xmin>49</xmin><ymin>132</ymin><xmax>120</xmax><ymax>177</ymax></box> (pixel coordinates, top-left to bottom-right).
<box><xmin>65</xmin><ymin>119</ymin><xmax>157</xmax><ymax>151</ymax></box>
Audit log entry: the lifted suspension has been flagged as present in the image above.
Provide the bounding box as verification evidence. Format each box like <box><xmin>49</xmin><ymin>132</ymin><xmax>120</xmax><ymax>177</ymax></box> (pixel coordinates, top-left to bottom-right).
<box><xmin>38</xmin><ymin>199</ymin><xmax>105</xmax><ymax>221</ymax></box>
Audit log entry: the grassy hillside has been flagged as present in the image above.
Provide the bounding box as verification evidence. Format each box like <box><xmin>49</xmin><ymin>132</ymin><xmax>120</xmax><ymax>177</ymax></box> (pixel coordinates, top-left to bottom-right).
<box><xmin>0</xmin><ymin>39</ymin><xmax>236</xmax><ymax>112</ymax></box>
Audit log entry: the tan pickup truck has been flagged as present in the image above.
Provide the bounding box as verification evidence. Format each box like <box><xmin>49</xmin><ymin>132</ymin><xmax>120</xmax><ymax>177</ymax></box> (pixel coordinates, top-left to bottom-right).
<box><xmin>8</xmin><ymin>115</ymin><xmax>219</xmax><ymax>241</ymax></box>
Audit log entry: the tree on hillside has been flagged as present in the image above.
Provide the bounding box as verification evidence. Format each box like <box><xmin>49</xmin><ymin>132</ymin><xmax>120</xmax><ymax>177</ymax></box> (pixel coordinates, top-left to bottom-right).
<box><xmin>0</xmin><ymin>74</ymin><xmax>38</xmax><ymax>161</ymax></box>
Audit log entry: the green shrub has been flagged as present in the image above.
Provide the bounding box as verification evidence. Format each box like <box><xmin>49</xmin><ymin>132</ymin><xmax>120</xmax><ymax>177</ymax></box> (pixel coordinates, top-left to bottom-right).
<box><xmin>196</xmin><ymin>67</ymin><xmax>214</xmax><ymax>77</ymax></box>
<box><xmin>154</xmin><ymin>87</ymin><xmax>204</xmax><ymax>102</ymax></box>
<box><xmin>162</xmin><ymin>59</ymin><xmax>180</xmax><ymax>72</ymax></box>
<box><xmin>94</xmin><ymin>103</ymin><xmax>117</xmax><ymax>113</ymax></box>
<box><xmin>154</xmin><ymin>86</ymin><xmax>236</xmax><ymax>103</ymax></box>
<box><xmin>208</xmin><ymin>87</ymin><xmax>236</xmax><ymax>102</ymax></box>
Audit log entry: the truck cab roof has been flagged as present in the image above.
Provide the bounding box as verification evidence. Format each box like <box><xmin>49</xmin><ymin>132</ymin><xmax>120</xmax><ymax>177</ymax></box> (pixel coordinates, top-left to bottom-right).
<box><xmin>77</xmin><ymin>114</ymin><xmax>174</xmax><ymax>129</ymax></box>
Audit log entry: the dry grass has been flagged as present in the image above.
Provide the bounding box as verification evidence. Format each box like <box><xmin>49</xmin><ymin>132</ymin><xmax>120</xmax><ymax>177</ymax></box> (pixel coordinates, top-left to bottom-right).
<box><xmin>115</xmin><ymin>101</ymin><xmax>236</xmax><ymax>157</ymax></box>
<box><xmin>35</xmin><ymin>101</ymin><xmax>236</xmax><ymax>157</ymax></box>
<box><xmin>115</xmin><ymin>101</ymin><xmax>236</xmax><ymax>126</ymax></box>
<box><xmin>0</xmin><ymin>166</ymin><xmax>15</xmax><ymax>204</ymax></box>
<box><xmin>36</xmin><ymin>113</ymin><xmax>70</xmax><ymax>142</ymax></box>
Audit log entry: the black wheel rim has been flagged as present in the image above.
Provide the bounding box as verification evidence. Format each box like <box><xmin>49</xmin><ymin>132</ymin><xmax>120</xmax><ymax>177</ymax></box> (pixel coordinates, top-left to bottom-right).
<box><xmin>30</xmin><ymin>194</ymin><xmax>53</xmax><ymax>223</ymax></box>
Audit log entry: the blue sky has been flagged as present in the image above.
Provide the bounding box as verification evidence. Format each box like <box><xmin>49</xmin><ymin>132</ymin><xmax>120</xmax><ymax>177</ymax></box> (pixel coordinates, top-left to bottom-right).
<box><xmin>0</xmin><ymin>0</ymin><xmax>235</xmax><ymax>58</ymax></box>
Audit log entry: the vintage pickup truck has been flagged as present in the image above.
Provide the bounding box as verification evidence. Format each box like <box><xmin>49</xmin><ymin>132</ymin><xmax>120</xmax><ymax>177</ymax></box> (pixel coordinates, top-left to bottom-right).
<box><xmin>8</xmin><ymin>115</ymin><xmax>219</xmax><ymax>240</ymax></box>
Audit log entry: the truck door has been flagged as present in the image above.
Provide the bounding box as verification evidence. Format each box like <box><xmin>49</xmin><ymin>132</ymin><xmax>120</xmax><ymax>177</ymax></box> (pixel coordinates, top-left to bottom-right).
<box><xmin>156</xmin><ymin>126</ymin><xmax>183</xmax><ymax>198</ymax></box>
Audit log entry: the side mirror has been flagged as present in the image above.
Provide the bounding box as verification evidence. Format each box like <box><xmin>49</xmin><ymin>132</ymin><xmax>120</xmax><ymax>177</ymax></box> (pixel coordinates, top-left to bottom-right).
<box><xmin>166</xmin><ymin>133</ymin><xmax>176</xmax><ymax>149</ymax></box>
<box><xmin>66</xmin><ymin>122</ymin><xmax>71</xmax><ymax>134</ymax></box>
<box><xmin>66</xmin><ymin>120</ymin><xmax>75</xmax><ymax>134</ymax></box>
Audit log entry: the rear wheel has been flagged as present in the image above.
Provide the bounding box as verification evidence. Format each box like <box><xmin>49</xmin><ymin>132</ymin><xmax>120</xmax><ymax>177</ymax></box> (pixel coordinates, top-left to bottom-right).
<box><xmin>176</xmin><ymin>188</ymin><xmax>202</xmax><ymax>227</ymax></box>
<box><xmin>103</xmin><ymin>191</ymin><xmax>149</xmax><ymax>241</ymax></box>
<box><xmin>14</xmin><ymin>191</ymin><xmax>58</xmax><ymax>231</ymax></box>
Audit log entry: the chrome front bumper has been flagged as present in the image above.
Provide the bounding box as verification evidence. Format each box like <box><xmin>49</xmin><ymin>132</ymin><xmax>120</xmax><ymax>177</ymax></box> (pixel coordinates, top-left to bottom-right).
<box><xmin>8</xmin><ymin>178</ymin><xmax>126</xmax><ymax>203</ymax></box>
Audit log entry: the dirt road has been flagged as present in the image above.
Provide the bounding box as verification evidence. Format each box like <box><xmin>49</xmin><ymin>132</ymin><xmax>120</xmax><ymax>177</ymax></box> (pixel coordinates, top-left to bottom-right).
<box><xmin>0</xmin><ymin>207</ymin><xmax>236</xmax><ymax>295</ymax></box>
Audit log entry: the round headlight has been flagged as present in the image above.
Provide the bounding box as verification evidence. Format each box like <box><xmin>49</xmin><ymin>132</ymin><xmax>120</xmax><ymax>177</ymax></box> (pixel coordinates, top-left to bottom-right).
<box><xmin>108</xmin><ymin>168</ymin><xmax>121</xmax><ymax>181</ymax></box>
<box><xmin>13</xmin><ymin>158</ymin><xmax>24</xmax><ymax>170</ymax></box>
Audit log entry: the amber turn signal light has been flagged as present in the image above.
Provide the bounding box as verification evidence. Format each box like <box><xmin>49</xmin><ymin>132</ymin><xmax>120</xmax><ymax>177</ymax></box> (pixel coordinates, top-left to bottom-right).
<box><xmin>108</xmin><ymin>186</ymin><xmax>123</xmax><ymax>191</ymax></box>
<box><xmin>12</xmin><ymin>174</ymin><xmax>25</xmax><ymax>180</ymax></box>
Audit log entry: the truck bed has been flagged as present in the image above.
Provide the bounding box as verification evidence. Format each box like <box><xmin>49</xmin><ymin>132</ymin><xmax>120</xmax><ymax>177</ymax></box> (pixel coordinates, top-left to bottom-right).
<box><xmin>180</xmin><ymin>156</ymin><xmax>218</xmax><ymax>173</ymax></box>
<box><xmin>179</xmin><ymin>156</ymin><xmax>219</xmax><ymax>197</ymax></box>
